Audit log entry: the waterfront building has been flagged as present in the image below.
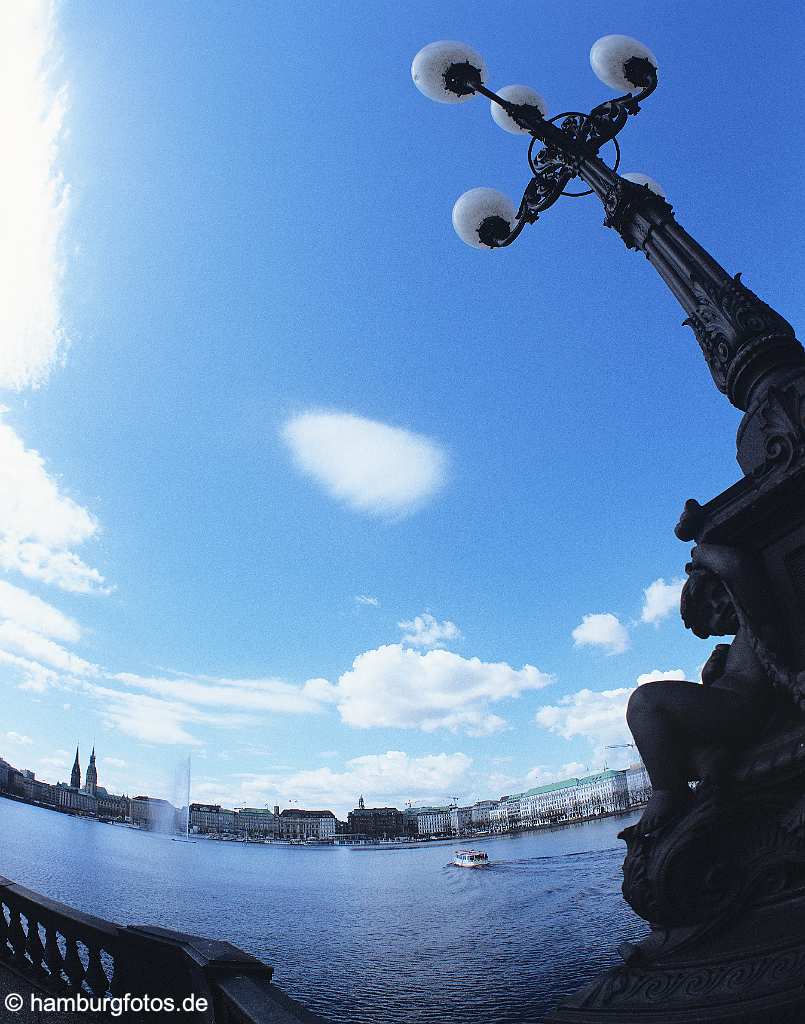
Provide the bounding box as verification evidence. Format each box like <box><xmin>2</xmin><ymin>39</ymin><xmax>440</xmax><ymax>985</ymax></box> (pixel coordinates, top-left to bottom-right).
<box><xmin>518</xmin><ymin>780</ymin><xmax>579</xmax><ymax>827</ymax></box>
<box><xmin>574</xmin><ymin>769</ymin><xmax>629</xmax><ymax>817</ymax></box>
<box><xmin>470</xmin><ymin>800</ymin><xmax>498</xmax><ymax>828</ymax></box>
<box><xmin>512</xmin><ymin>770</ymin><xmax>633</xmax><ymax>830</ymax></box>
<box><xmin>347</xmin><ymin>798</ymin><xmax>404</xmax><ymax>839</ymax></box>
<box><xmin>96</xmin><ymin>789</ymin><xmax>130</xmax><ymax>821</ymax></box>
<box><xmin>131</xmin><ymin>795</ymin><xmax>177</xmax><ymax>829</ymax></box>
<box><xmin>624</xmin><ymin>763</ymin><xmax>652</xmax><ymax>806</ymax></box>
<box><xmin>0</xmin><ymin>758</ymin><xmax>9</xmax><ymax>792</ymax></box>
<box><xmin>21</xmin><ymin>774</ymin><xmax>55</xmax><ymax>807</ymax></box>
<box><xmin>416</xmin><ymin>807</ymin><xmax>451</xmax><ymax>836</ymax></box>
<box><xmin>56</xmin><ymin>783</ymin><xmax>97</xmax><ymax>816</ymax></box>
<box><xmin>70</xmin><ymin>747</ymin><xmax>81</xmax><ymax>789</ymax></box>
<box><xmin>490</xmin><ymin>794</ymin><xmax>522</xmax><ymax>832</ymax></box>
<box><xmin>449</xmin><ymin>805</ymin><xmax>473</xmax><ymax>834</ymax></box>
<box><xmin>190</xmin><ymin>802</ymin><xmax>236</xmax><ymax>833</ymax></box>
<box><xmin>236</xmin><ymin>807</ymin><xmax>279</xmax><ymax>837</ymax></box>
<box><xmin>83</xmin><ymin>747</ymin><xmax>98</xmax><ymax>796</ymax></box>
<box><xmin>279</xmin><ymin>809</ymin><xmax>336</xmax><ymax>840</ymax></box>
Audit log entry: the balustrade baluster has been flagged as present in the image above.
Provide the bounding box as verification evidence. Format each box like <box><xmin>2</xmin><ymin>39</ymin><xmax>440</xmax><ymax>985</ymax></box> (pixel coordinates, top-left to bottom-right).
<box><xmin>0</xmin><ymin>900</ymin><xmax>10</xmax><ymax>953</ymax></box>
<box><xmin>63</xmin><ymin>931</ymin><xmax>87</xmax><ymax>990</ymax></box>
<box><xmin>85</xmin><ymin>943</ymin><xmax>110</xmax><ymax>995</ymax></box>
<box><xmin>45</xmin><ymin>923</ymin><xmax>68</xmax><ymax>990</ymax></box>
<box><xmin>25</xmin><ymin>914</ymin><xmax>48</xmax><ymax>980</ymax></box>
<box><xmin>8</xmin><ymin>906</ymin><xmax>27</xmax><ymax>967</ymax></box>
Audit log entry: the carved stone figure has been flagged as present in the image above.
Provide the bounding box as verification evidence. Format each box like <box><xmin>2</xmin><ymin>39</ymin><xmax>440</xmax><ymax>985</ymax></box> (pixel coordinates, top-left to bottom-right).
<box><xmin>626</xmin><ymin>543</ymin><xmax>785</xmax><ymax>835</ymax></box>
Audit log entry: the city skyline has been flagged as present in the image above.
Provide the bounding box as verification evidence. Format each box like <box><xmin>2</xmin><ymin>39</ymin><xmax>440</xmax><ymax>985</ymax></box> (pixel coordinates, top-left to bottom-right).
<box><xmin>1</xmin><ymin>740</ymin><xmax>649</xmax><ymax>833</ymax></box>
<box><xmin>1</xmin><ymin>2</ymin><xmax>803</xmax><ymax>817</ymax></box>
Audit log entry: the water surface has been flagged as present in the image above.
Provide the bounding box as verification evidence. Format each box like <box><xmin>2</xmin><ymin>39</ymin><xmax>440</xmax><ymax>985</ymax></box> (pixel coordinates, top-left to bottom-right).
<box><xmin>1</xmin><ymin>798</ymin><xmax>646</xmax><ymax>1022</ymax></box>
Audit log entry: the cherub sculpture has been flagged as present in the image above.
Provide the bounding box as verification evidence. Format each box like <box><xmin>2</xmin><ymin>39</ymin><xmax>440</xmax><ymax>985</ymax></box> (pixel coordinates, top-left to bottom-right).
<box><xmin>626</xmin><ymin>542</ymin><xmax>792</xmax><ymax>834</ymax></box>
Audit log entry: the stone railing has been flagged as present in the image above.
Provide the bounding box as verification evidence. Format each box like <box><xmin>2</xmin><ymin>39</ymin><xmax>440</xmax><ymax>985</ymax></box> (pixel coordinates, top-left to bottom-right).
<box><xmin>0</xmin><ymin>876</ymin><xmax>325</xmax><ymax>1022</ymax></box>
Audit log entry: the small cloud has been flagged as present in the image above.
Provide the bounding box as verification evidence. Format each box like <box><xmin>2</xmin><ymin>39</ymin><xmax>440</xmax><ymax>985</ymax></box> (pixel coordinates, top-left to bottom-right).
<box><xmin>571</xmin><ymin>612</ymin><xmax>629</xmax><ymax>655</ymax></box>
<box><xmin>636</xmin><ymin>668</ymin><xmax>686</xmax><ymax>686</ymax></box>
<box><xmin>102</xmin><ymin>756</ymin><xmax>126</xmax><ymax>768</ymax></box>
<box><xmin>355</xmin><ymin>594</ymin><xmax>379</xmax><ymax>607</ymax></box>
<box><xmin>526</xmin><ymin>761</ymin><xmax>587</xmax><ymax>786</ymax></box>
<box><xmin>281</xmin><ymin>411</ymin><xmax>447</xmax><ymax>518</ymax></box>
<box><xmin>5</xmin><ymin>731</ymin><xmax>33</xmax><ymax>745</ymax></box>
<box><xmin>640</xmin><ymin>578</ymin><xmax>684</xmax><ymax>625</ymax></box>
<box><xmin>0</xmin><ymin>579</ymin><xmax>81</xmax><ymax>641</ymax></box>
<box><xmin>399</xmin><ymin>612</ymin><xmax>462</xmax><ymax>649</ymax></box>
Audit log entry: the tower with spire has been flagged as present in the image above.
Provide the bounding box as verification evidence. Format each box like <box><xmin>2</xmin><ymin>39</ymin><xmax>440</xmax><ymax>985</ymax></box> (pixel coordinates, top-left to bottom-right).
<box><xmin>84</xmin><ymin>746</ymin><xmax>98</xmax><ymax>796</ymax></box>
<box><xmin>70</xmin><ymin>746</ymin><xmax>81</xmax><ymax>789</ymax></box>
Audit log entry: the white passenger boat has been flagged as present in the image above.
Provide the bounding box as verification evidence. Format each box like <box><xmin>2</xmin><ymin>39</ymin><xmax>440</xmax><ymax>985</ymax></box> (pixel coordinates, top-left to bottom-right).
<box><xmin>452</xmin><ymin>849</ymin><xmax>489</xmax><ymax>868</ymax></box>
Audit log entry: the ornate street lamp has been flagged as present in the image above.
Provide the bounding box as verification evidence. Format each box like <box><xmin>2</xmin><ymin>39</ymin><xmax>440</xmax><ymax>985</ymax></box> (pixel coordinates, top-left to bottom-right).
<box><xmin>410</xmin><ymin>36</ymin><xmax>803</xmax><ymax>470</ymax></box>
<box><xmin>412</xmin><ymin>36</ymin><xmax>805</xmax><ymax>1024</ymax></box>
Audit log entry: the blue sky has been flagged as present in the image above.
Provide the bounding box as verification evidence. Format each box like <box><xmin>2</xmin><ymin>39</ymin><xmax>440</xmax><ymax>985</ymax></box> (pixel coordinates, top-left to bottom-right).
<box><xmin>1</xmin><ymin>1</ymin><xmax>802</xmax><ymax>816</ymax></box>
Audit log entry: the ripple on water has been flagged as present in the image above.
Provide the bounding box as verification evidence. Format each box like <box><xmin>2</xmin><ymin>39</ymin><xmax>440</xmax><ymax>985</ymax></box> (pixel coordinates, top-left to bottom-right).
<box><xmin>0</xmin><ymin>800</ymin><xmax>644</xmax><ymax>1024</ymax></box>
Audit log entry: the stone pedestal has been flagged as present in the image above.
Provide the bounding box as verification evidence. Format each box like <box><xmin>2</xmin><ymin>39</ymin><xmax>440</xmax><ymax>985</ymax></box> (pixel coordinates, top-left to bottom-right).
<box><xmin>547</xmin><ymin>373</ymin><xmax>805</xmax><ymax>1023</ymax></box>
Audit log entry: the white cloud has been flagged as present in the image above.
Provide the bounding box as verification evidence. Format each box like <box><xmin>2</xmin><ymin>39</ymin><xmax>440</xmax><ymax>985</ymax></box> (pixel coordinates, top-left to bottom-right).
<box><xmin>399</xmin><ymin>612</ymin><xmax>462</xmax><ymax>648</ymax></box>
<box><xmin>355</xmin><ymin>594</ymin><xmax>379</xmax><ymax>607</ymax></box>
<box><xmin>536</xmin><ymin>687</ymin><xmax>634</xmax><ymax>748</ymax></box>
<box><xmin>85</xmin><ymin>683</ymin><xmax>246</xmax><ymax>747</ymax></box>
<box><xmin>571</xmin><ymin>612</ymin><xmax>629</xmax><ymax>655</ymax></box>
<box><xmin>195</xmin><ymin>750</ymin><xmax>473</xmax><ymax>816</ymax></box>
<box><xmin>4</xmin><ymin>731</ymin><xmax>33</xmax><ymax>746</ymax></box>
<box><xmin>525</xmin><ymin>761</ymin><xmax>588</xmax><ymax>786</ymax></box>
<box><xmin>0</xmin><ymin>647</ymin><xmax>61</xmax><ymax>692</ymax></box>
<box><xmin>37</xmin><ymin>750</ymin><xmax>72</xmax><ymax>779</ymax></box>
<box><xmin>535</xmin><ymin>668</ymin><xmax>687</xmax><ymax>764</ymax></box>
<box><xmin>0</xmin><ymin>417</ymin><xmax>107</xmax><ymax>592</ymax></box>
<box><xmin>0</xmin><ymin>620</ymin><xmax>95</xmax><ymax>676</ymax></box>
<box><xmin>111</xmin><ymin>671</ymin><xmax>332</xmax><ymax>715</ymax></box>
<box><xmin>0</xmin><ymin>579</ymin><xmax>80</xmax><ymax>641</ymax></box>
<box><xmin>281</xmin><ymin>411</ymin><xmax>447</xmax><ymax>518</ymax></box>
<box><xmin>636</xmin><ymin>668</ymin><xmax>686</xmax><ymax>686</ymax></box>
<box><xmin>332</xmin><ymin>643</ymin><xmax>551</xmax><ymax>735</ymax></box>
<box><xmin>0</xmin><ymin>1</ymin><xmax>70</xmax><ymax>390</ymax></box>
<box><xmin>640</xmin><ymin>578</ymin><xmax>684</xmax><ymax>625</ymax></box>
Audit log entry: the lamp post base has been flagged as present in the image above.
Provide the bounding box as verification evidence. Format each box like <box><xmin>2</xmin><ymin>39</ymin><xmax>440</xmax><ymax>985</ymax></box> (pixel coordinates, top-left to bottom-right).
<box><xmin>544</xmin><ymin>897</ymin><xmax>805</xmax><ymax>1024</ymax></box>
<box><xmin>545</xmin><ymin>890</ymin><xmax>805</xmax><ymax>1023</ymax></box>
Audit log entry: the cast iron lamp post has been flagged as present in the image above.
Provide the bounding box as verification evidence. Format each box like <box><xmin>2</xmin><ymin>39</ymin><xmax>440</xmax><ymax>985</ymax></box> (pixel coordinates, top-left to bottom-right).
<box><xmin>410</xmin><ymin>37</ymin><xmax>803</xmax><ymax>474</ymax></box>
<box><xmin>413</xmin><ymin>39</ymin><xmax>805</xmax><ymax>1024</ymax></box>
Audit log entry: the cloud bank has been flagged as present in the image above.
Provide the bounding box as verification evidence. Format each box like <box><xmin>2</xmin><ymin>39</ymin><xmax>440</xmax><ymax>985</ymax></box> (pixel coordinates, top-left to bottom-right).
<box><xmin>333</xmin><ymin>643</ymin><xmax>551</xmax><ymax>736</ymax></box>
<box><xmin>0</xmin><ymin>416</ymin><xmax>107</xmax><ymax>592</ymax></box>
<box><xmin>0</xmin><ymin>1</ymin><xmax>69</xmax><ymax>390</ymax></box>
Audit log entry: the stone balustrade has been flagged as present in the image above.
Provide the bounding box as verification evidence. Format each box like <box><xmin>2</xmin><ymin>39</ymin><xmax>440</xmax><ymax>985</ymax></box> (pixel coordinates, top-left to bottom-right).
<box><xmin>0</xmin><ymin>876</ymin><xmax>324</xmax><ymax>1022</ymax></box>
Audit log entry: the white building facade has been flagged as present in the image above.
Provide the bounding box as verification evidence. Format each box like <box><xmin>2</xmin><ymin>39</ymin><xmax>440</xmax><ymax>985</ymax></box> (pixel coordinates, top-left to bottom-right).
<box><xmin>416</xmin><ymin>808</ymin><xmax>451</xmax><ymax>835</ymax></box>
<box><xmin>449</xmin><ymin>806</ymin><xmax>473</xmax><ymax>834</ymax></box>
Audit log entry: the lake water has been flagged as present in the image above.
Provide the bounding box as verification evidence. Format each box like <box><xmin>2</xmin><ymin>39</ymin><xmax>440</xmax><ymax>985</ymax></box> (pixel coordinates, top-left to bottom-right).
<box><xmin>0</xmin><ymin>798</ymin><xmax>646</xmax><ymax>1022</ymax></box>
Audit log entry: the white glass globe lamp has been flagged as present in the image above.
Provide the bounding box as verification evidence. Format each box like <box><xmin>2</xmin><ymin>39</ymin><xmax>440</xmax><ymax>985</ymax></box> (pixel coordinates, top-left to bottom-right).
<box><xmin>622</xmin><ymin>172</ymin><xmax>665</xmax><ymax>197</ymax></box>
<box><xmin>452</xmin><ymin>188</ymin><xmax>516</xmax><ymax>249</ymax></box>
<box><xmin>490</xmin><ymin>85</ymin><xmax>548</xmax><ymax>134</ymax></box>
<box><xmin>589</xmin><ymin>35</ymin><xmax>657</xmax><ymax>92</ymax></box>
<box><xmin>411</xmin><ymin>41</ymin><xmax>486</xmax><ymax>104</ymax></box>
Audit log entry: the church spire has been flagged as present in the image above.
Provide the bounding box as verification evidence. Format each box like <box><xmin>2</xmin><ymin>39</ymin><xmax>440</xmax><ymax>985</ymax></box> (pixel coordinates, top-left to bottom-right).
<box><xmin>70</xmin><ymin>746</ymin><xmax>81</xmax><ymax>789</ymax></box>
<box><xmin>84</xmin><ymin>744</ymin><xmax>98</xmax><ymax>796</ymax></box>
